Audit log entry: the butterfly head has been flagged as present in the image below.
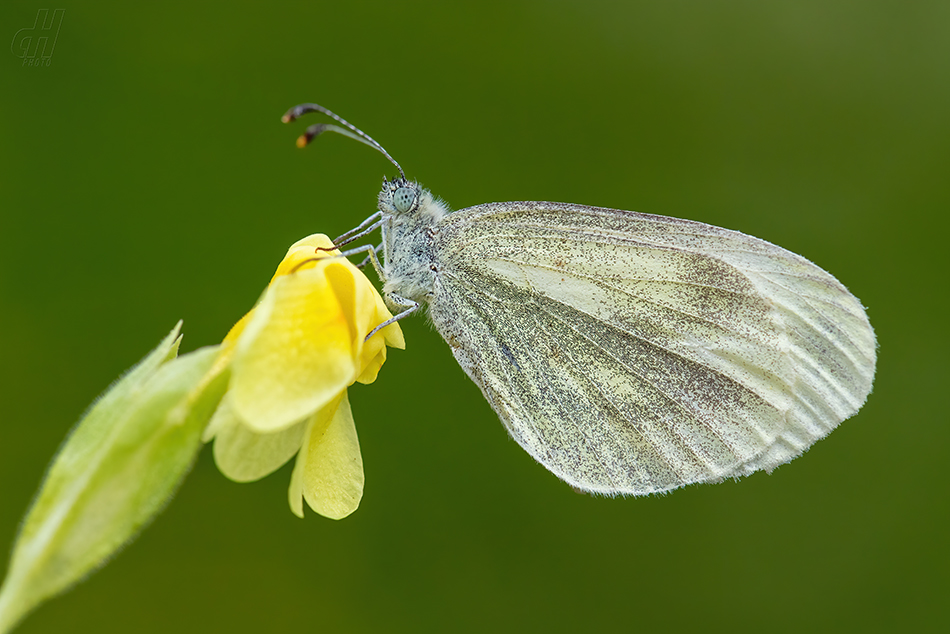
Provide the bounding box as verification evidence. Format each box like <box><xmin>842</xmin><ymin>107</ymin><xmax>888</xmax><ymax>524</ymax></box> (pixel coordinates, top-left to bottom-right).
<box><xmin>379</xmin><ymin>177</ymin><xmax>420</xmax><ymax>215</ymax></box>
<box><xmin>379</xmin><ymin>177</ymin><xmax>449</xmax><ymax>223</ymax></box>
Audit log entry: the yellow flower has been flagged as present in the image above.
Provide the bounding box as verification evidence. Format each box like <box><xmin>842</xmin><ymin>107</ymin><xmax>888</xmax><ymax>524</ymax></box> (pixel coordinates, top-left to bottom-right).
<box><xmin>202</xmin><ymin>234</ymin><xmax>404</xmax><ymax>519</ymax></box>
<box><xmin>0</xmin><ymin>234</ymin><xmax>404</xmax><ymax>631</ymax></box>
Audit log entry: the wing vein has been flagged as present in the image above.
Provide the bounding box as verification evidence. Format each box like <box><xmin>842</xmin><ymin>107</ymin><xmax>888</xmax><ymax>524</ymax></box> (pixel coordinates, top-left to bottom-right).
<box><xmin>534</xmin><ymin>298</ymin><xmax>741</xmax><ymax>472</ymax></box>
<box><xmin>500</xmin><ymin>258</ymin><xmax>766</xmax><ymax>340</ymax></box>
<box><xmin>450</xmin><ymin>270</ymin><xmax>745</xmax><ymax>472</ymax></box>
<box><xmin>462</xmin><ymin>286</ymin><xmax>616</xmax><ymax>486</ymax></box>
<box><xmin>530</xmin><ymin>310</ymin><xmax>681</xmax><ymax>488</ymax></box>
<box><xmin>442</xmin><ymin>268</ymin><xmax>773</xmax><ymax>414</ymax></box>
<box><xmin>747</xmin><ymin>270</ymin><xmax>873</xmax><ymax>375</ymax></box>
<box><xmin>488</xmin><ymin>255</ymin><xmax>759</xmax><ymax>297</ymax></box>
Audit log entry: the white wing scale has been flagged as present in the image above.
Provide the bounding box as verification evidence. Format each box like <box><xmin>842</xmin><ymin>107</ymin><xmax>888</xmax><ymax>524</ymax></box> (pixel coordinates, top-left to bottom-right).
<box><xmin>428</xmin><ymin>202</ymin><xmax>876</xmax><ymax>495</ymax></box>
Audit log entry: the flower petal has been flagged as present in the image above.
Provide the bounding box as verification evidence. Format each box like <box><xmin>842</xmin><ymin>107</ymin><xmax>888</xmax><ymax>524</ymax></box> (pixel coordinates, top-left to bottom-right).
<box><xmin>287</xmin><ymin>452</ymin><xmax>305</xmax><ymax>519</ymax></box>
<box><xmin>218</xmin><ymin>234</ymin><xmax>341</xmax><ymax>356</ymax></box>
<box><xmin>355</xmin><ymin>345</ymin><xmax>386</xmax><ymax>385</ymax></box>
<box><xmin>230</xmin><ymin>263</ymin><xmax>359</xmax><ymax>433</ymax></box>
<box><xmin>209</xmin><ymin>395</ymin><xmax>308</xmax><ymax>483</ymax></box>
<box><xmin>351</xmin><ymin>267</ymin><xmax>403</xmax><ymax>384</ymax></box>
<box><xmin>269</xmin><ymin>234</ymin><xmax>339</xmax><ymax>282</ymax></box>
<box><xmin>300</xmin><ymin>391</ymin><xmax>364</xmax><ymax>520</ymax></box>
<box><xmin>324</xmin><ymin>259</ymin><xmax>362</xmax><ymax>347</ymax></box>
<box><xmin>372</xmin><ymin>289</ymin><xmax>406</xmax><ymax>350</ymax></box>
<box><xmin>341</xmin><ymin>261</ymin><xmax>405</xmax><ymax>353</ymax></box>
<box><xmin>287</xmin><ymin>392</ymin><xmax>346</xmax><ymax>518</ymax></box>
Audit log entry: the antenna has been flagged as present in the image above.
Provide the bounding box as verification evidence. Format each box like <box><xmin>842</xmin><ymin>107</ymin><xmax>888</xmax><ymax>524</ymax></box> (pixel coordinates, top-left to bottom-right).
<box><xmin>281</xmin><ymin>103</ymin><xmax>405</xmax><ymax>180</ymax></box>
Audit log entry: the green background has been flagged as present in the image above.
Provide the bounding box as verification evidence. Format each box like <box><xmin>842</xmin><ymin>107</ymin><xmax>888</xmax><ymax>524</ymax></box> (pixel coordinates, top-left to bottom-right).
<box><xmin>1</xmin><ymin>1</ymin><xmax>947</xmax><ymax>633</ymax></box>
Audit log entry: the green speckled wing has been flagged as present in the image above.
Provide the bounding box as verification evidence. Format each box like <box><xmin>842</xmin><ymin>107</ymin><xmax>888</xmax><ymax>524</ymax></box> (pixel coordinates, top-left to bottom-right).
<box><xmin>429</xmin><ymin>202</ymin><xmax>876</xmax><ymax>495</ymax></box>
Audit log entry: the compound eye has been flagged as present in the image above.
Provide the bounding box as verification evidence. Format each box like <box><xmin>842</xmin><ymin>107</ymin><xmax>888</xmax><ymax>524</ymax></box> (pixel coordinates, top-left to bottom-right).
<box><xmin>393</xmin><ymin>186</ymin><xmax>416</xmax><ymax>212</ymax></box>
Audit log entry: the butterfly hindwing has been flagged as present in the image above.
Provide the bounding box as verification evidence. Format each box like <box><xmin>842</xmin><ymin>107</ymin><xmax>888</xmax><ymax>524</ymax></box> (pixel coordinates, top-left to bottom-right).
<box><xmin>428</xmin><ymin>201</ymin><xmax>876</xmax><ymax>495</ymax></box>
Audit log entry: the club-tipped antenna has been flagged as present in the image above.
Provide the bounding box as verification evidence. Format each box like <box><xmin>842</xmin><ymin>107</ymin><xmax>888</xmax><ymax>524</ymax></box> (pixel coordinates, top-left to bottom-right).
<box><xmin>282</xmin><ymin>103</ymin><xmax>405</xmax><ymax>180</ymax></box>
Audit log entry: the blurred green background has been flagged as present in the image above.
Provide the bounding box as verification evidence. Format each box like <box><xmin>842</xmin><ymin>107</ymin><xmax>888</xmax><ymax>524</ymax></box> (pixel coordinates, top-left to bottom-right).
<box><xmin>1</xmin><ymin>1</ymin><xmax>947</xmax><ymax>632</ymax></box>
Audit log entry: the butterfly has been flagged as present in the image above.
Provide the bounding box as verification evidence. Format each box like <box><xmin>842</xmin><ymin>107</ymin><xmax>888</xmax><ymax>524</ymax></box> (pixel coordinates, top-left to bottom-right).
<box><xmin>283</xmin><ymin>103</ymin><xmax>877</xmax><ymax>496</ymax></box>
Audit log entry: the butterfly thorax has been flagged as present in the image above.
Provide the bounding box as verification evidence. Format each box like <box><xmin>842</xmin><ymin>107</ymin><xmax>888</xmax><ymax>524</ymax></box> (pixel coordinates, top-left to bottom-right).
<box><xmin>377</xmin><ymin>179</ymin><xmax>449</xmax><ymax>306</ymax></box>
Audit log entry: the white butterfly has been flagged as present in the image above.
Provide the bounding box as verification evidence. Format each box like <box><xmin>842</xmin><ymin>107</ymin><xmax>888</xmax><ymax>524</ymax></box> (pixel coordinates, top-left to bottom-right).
<box><xmin>283</xmin><ymin>103</ymin><xmax>877</xmax><ymax>496</ymax></box>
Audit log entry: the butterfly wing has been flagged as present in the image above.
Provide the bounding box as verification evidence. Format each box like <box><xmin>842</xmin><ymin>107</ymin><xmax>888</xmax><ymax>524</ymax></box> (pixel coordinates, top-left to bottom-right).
<box><xmin>428</xmin><ymin>201</ymin><xmax>876</xmax><ymax>495</ymax></box>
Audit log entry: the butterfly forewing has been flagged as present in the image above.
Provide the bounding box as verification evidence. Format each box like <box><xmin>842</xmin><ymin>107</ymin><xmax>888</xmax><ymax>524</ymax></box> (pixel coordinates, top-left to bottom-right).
<box><xmin>428</xmin><ymin>201</ymin><xmax>876</xmax><ymax>495</ymax></box>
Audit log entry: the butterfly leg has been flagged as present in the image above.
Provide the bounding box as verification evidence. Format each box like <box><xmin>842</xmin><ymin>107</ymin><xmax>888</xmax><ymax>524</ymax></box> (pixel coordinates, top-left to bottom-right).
<box><xmin>292</xmin><ymin>243</ymin><xmax>386</xmax><ymax>277</ymax></box>
<box><xmin>332</xmin><ymin>211</ymin><xmax>383</xmax><ymax>247</ymax></box>
<box><xmin>339</xmin><ymin>243</ymin><xmax>386</xmax><ymax>281</ymax></box>
<box><xmin>364</xmin><ymin>293</ymin><xmax>419</xmax><ymax>342</ymax></box>
<box><xmin>355</xmin><ymin>243</ymin><xmax>383</xmax><ymax>270</ymax></box>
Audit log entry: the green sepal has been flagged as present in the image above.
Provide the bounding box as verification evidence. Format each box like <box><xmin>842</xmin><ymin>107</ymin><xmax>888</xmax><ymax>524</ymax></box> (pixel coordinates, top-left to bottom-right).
<box><xmin>0</xmin><ymin>324</ymin><xmax>228</xmax><ymax>633</ymax></box>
